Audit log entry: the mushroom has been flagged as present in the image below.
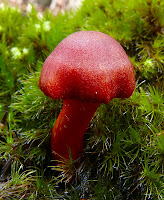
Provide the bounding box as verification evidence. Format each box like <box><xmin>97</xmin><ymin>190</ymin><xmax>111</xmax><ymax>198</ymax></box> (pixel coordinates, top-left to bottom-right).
<box><xmin>39</xmin><ymin>31</ymin><xmax>135</xmax><ymax>163</ymax></box>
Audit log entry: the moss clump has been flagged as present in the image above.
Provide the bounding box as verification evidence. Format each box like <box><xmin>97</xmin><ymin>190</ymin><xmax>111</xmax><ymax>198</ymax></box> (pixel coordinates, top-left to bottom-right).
<box><xmin>0</xmin><ymin>0</ymin><xmax>164</xmax><ymax>199</ymax></box>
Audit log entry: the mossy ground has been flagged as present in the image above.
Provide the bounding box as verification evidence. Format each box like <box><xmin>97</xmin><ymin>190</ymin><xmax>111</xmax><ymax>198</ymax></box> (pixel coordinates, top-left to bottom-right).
<box><xmin>0</xmin><ymin>0</ymin><xmax>164</xmax><ymax>199</ymax></box>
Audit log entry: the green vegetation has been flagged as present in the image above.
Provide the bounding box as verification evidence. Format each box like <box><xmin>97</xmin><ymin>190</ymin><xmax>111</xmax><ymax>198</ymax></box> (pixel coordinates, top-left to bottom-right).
<box><xmin>0</xmin><ymin>0</ymin><xmax>164</xmax><ymax>199</ymax></box>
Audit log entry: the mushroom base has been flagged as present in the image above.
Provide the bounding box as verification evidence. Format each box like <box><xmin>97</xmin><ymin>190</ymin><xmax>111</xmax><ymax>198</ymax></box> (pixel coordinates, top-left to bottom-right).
<box><xmin>51</xmin><ymin>99</ymin><xmax>100</xmax><ymax>164</ymax></box>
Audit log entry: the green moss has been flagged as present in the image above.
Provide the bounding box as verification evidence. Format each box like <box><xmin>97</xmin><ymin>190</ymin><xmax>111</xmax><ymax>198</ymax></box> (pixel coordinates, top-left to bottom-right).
<box><xmin>0</xmin><ymin>0</ymin><xmax>164</xmax><ymax>199</ymax></box>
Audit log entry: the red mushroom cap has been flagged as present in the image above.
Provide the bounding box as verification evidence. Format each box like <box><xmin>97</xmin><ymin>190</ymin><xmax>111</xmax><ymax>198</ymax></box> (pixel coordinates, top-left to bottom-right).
<box><xmin>39</xmin><ymin>31</ymin><xmax>135</xmax><ymax>104</ymax></box>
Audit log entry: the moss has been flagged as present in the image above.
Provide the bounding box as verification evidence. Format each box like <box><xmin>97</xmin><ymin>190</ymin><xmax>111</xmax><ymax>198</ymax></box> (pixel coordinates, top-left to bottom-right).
<box><xmin>0</xmin><ymin>0</ymin><xmax>164</xmax><ymax>199</ymax></box>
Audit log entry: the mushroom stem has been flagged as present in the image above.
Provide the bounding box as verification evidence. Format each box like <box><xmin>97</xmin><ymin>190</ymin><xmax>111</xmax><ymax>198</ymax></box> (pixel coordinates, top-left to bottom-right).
<box><xmin>51</xmin><ymin>99</ymin><xmax>100</xmax><ymax>163</ymax></box>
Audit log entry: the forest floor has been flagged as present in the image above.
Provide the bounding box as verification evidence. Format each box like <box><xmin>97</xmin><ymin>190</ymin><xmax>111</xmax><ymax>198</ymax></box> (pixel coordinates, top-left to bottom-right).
<box><xmin>0</xmin><ymin>0</ymin><xmax>82</xmax><ymax>15</ymax></box>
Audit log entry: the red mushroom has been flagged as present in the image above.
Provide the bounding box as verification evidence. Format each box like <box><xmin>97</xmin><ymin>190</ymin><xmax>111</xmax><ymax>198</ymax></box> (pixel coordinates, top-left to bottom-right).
<box><xmin>39</xmin><ymin>31</ymin><xmax>135</xmax><ymax>163</ymax></box>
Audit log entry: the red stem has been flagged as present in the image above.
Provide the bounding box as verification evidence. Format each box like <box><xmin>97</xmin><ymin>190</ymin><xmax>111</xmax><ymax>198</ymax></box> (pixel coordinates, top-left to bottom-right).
<box><xmin>51</xmin><ymin>99</ymin><xmax>100</xmax><ymax>163</ymax></box>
